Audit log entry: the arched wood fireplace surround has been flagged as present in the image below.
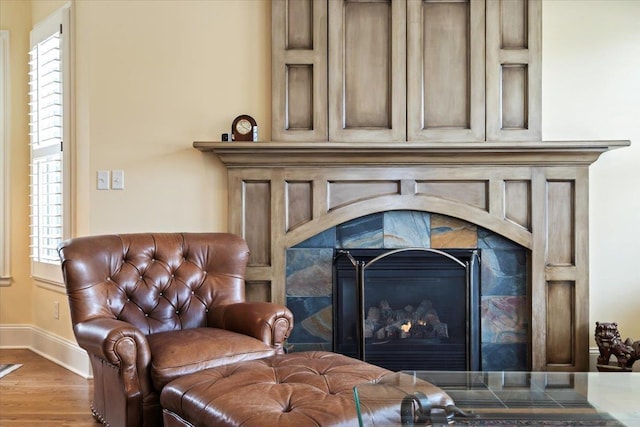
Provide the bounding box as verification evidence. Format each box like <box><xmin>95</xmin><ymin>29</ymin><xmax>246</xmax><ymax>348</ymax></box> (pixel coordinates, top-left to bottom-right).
<box><xmin>195</xmin><ymin>140</ymin><xmax>627</xmax><ymax>371</ymax></box>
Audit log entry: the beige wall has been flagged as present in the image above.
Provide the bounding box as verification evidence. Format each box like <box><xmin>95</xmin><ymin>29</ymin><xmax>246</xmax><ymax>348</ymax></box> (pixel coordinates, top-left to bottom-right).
<box><xmin>0</xmin><ymin>0</ymin><xmax>32</xmax><ymax>327</ymax></box>
<box><xmin>74</xmin><ymin>0</ymin><xmax>271</xmax><ymax>236</ymax></box>
<box><xmin>1</xmin><ymin>0</ymin><xmax>638</xmax><ymax>361</ymax></box>
<box><xmin>1</xmin><ymin>0</ymin><xmax>272</xmax><ymax>342</ymax></box>
<box><xmin>542</xmin><ymin>0</ymin><xmax>640</xmax><ymax>343</ymax></box>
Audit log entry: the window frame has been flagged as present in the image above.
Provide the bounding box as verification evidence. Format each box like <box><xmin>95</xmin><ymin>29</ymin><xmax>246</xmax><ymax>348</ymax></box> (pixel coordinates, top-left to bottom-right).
<box><xmin>29</xmin><ymin>4</ymin><xmax>73</xmax><ymax>285</ymax></box>
<box><xmin>0</xmin><ymin>30</ymin><xmax>10</xmax><ymax>286</ymax></box>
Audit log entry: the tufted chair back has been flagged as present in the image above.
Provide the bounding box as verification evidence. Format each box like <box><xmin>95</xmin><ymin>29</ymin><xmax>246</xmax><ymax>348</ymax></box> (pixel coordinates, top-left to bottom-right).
<box><xmin>63</xmin><ymin>233</ymin><xmax>247</xmax><ymax>335</ymax></box>
<box><xmin>59</xmin><ymin>233</ymin><xmax>294</xmax><ymax>427</ymax></box>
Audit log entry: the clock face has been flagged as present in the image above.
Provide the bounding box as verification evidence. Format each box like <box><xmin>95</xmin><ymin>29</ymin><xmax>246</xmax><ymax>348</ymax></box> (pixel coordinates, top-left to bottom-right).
<box><xmin>231</xmin><ymin>114</ymin><xmax>257</xmax><ymax>141</ymax></box>
<box><xmin>237</xmin><ymin>119</ymin><xmax>252</xmax><ymax>135</ymax></box>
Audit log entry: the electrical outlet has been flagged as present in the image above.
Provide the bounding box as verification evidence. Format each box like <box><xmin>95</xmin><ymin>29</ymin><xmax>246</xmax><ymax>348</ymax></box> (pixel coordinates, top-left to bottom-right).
<box><xmin>54</xmin><ymin>301</ymin><xmax>60</xmax><ymax>319</ymax></box>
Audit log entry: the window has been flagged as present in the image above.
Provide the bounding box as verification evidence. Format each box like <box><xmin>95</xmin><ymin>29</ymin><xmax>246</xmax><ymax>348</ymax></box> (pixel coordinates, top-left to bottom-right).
<box><xmin>29</xmin><ymin>5</ymin><xmax>72</xmax><ymax>283</ymax></box>
<box><xmin>0</xmin><ymin>30</ymin><xmax>10</xmax><ymax>286</ymax></box>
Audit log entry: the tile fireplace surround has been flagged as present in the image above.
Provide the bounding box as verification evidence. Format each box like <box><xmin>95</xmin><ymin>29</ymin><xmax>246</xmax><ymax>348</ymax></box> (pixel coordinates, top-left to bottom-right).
<box><xmin>286</xmin><ymin>211</ymin><xmax>526</xmax><ymax>371</ymax></box>
<box><xmin>195</xmin><ymin>140</ymin><xmax>628</xmax><ymax>371</ymax></box>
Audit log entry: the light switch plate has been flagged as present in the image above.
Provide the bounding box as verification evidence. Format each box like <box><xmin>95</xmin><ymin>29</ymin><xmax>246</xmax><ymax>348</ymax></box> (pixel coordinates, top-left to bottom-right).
<box><xmin>97</xmin><ymin>170</ymin><xmax>109</xmax><ymax>190</ymax></box>
<box><xmin>112</xmin><ymin>170</ymin><xmax>124</xmax><ymax>190</ymax></box>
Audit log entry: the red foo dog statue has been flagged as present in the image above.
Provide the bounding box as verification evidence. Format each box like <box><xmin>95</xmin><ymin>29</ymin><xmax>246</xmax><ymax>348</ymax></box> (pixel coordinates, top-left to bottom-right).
<box><xmin>595</xmin><ymin>321</ymin><xmax>640</xmax><ymax>371</ymax></box>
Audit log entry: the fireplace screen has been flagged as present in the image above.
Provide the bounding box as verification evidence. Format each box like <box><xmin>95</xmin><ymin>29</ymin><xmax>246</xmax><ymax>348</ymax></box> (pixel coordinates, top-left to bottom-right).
<box><xmin>333</xmin><ymin>248</ymin><xmax>480</xmax><ymax>371</ymax></box>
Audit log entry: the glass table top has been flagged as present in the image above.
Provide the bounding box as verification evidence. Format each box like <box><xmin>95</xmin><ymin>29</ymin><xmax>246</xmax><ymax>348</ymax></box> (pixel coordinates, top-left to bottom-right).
<box><xmin>354</xmin><ymin>371</ymin><xmax>640</xmax><ymax>426</ymax></box>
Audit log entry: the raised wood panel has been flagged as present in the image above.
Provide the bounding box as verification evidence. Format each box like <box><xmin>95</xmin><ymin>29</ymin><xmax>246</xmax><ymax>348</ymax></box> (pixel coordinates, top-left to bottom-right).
<box><xmin>501</xmin><ymin>0</ymin><xmax>527</xmax><ymax>48</ymax></box>
<box><xmin>546</xmin><ymin>281</ymin><xmax>575</xmax><ymax>366</ymax></box>
<box><xmin>287</xmin><ymin>0</ymin><xmax>313</xmax><ymax>49</ymax></box>
<box><xmin>286</xmin><ymin>181</ymin><xmax>312</xmax><ymax>231</ymax></box>
<box><xmin>423</xmin><ymin>1</ymin><xmax>469</xmax><ymax>129</ymax></box>
<box><xmin>416</xmin><ymin>180</ymin><xmax>488</xmax><ymax>211</ymax></box>
<box><xmin>227</xmin><ymin>172</ymin><xmax>244</xmax><ymax>239</ymax></box>
<box><xmin>272</xmin><ymin>0</ymin><xmax>328</xmax><ymax>141</ymax></box>
<box><xmin>407</xmin><ymin>0</ymin><xmax>485</xmax><ymax>142</ymax></box>
<box><xmin>287</xmin><ymin>65</ymin><xmax>313</xmax><ymax>130</ymax></box>
<box><xmin>502</xmin><ymin>64</ymin><xmax>528</xmax><ymax>129</ymax></box>
<box><xmin>486</xmin><ymin>0</ymin><xmax>541</xmax><ymax>141</ymax></box>
<box><xmin>243</xmin><ymin>181</ymin><xmax>271</xmax><ymax>266</ymax></box>
<box><xmin>504</xmin><ymin>180</ymin><xmax>531</xmax><ymax>230</ymax></box>
<box><xmin>246</xmin><ymin>281</ymin><xmax>271</xmax><ymax>303</ymax></box>
<box><xmin>547</xmin><ymin>180</ymin><xmax>575</xmax><ymax>266</ymax></box>
<box><xmin>329</xmin><ymin>0</ymin><xmax>406</xmax><ymax>142</ymax></box>
<box><xmin>328</xmin><ymin>180</ymin><xmax>401</xmax><ymax>211</ymax></box>
<box><xmin>345</xmin><ymin>1</ymin><xmax>390</xmax><ymax>128</ymax></box>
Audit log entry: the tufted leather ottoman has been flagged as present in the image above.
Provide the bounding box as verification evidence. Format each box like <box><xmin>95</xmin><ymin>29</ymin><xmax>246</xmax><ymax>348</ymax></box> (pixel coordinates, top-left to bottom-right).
<box><xmin>161</xmin><ymin>351</ymin><xmax>453</xmax><ymax>427</ymax></box>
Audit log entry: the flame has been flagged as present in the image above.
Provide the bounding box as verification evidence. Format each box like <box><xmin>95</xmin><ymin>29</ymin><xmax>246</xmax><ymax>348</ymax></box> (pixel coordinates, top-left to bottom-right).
<box><xmin>401</xmin><ymin>322</ymin><xmax>412</xmax><ymax>333</ymax></box>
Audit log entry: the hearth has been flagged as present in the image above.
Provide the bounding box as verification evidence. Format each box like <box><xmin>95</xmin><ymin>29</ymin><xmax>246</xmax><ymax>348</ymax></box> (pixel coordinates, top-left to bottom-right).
<box><xmin>333</xmin><ymin>248</ymin><xmax>481</xmax><ymax>371</ymax></box>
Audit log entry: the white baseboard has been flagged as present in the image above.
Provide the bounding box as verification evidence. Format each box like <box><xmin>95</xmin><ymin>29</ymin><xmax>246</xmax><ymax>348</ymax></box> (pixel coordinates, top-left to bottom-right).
<box><xmin>0</xmin><ymin>324</ymin><xmax>92</xmax><ymax>378</ymax></box>
<box><xmin>589</xmin><ymin>346</ymin><xmax>599</xmax><ymax>372</ymax></box>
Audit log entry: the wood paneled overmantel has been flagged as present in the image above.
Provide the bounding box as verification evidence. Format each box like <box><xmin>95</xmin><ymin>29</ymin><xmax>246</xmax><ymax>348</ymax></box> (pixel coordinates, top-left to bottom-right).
<box><xmin>195</xmin><ymin>139</ymin><xmax>629</xmax><ymax>372</ymax></box>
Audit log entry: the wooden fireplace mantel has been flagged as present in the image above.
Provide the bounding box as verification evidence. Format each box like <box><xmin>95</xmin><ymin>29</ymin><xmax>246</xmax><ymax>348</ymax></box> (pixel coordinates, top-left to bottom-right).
<box><xmin>195</xmin><ymin>139</ymin><xmax>629</xmax><ymax>372</ymax></box>
<box><xmin>194</xmin><ymin>140</ymin><xmax>629</xmax><ymax>167</ymax></box>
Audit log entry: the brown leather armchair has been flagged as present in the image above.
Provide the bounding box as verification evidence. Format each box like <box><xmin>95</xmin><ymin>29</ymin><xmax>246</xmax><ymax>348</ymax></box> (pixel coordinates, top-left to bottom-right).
<box><xmin>58</xmin><ymin>233</ymin><xmax>294</xmax><ymax>427</ymax></box>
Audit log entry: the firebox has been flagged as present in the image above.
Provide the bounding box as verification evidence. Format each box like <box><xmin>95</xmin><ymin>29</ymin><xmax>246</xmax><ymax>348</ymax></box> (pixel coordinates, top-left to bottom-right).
<box><xmin>333</xmin><ymin>248</ymin><xmax>480</xmax><ymax>371</ymax></box>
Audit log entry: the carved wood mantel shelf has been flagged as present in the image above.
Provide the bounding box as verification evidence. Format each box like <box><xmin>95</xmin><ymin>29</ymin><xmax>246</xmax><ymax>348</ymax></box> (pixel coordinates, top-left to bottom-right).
<box><xmin>195</xmin><ymin>139</ymin><xmax>629</xmax><ymax>372</ymax></box>
<box><xmin>193</xmin><ymin>140</ymin><xmax>629</xmax><ymax>167</ymax></box>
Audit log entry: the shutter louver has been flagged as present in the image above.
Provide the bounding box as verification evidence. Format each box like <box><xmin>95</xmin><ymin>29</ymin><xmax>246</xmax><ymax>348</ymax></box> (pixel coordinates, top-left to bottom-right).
<box><xmin>29</xmin><ymin>31</ymin><xmax>63</xmax><ymax>264</ymax></box>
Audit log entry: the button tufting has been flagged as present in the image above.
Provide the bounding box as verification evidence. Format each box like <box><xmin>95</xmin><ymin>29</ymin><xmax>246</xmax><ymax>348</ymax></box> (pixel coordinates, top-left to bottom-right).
<box><xmin>159</xmin><ymin>292</ymin><xmax>163</xmax><ymax>296</ymax></box>
<box><xmin>145</xmin><ymin>313</ymin><xmax>149</xmax><ymax>317</ymax></box>
<box><xmin>191</xmin><ymin>291</ymin><xmax>195</xmax><ymax>295</ymax></box>
<box><xmin>127</xmin><ymin>298</ymin><xmax>130</xmax><ymax>302</ymax></box>
<box><xmin>176</xmin><ymin>310</ymin><xmax>180</xmax><ymax>314</ymax></box>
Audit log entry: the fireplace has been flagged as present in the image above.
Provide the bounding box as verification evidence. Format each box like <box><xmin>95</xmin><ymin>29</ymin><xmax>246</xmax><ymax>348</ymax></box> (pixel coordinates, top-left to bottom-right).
<box><xmin>333</xmin><ymin>248</ymin><xmax>481</xmax><ymax>371</ymax></box>
<box><xmin>196</xmin><ymin>140</ymin><xmax>628</xmax><ymax>371</ymax></box>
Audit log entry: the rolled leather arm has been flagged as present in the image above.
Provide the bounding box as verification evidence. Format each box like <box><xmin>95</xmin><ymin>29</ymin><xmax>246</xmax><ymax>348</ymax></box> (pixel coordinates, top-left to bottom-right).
<box><xmin>74</xmin><ymin>318</ymin><xmax>153</xmax><ymax>396</ymax></box>
<box><xmin>209</xmin><ymin>302</ymin><xmax>294</xmax><ymax>354</ymax></box>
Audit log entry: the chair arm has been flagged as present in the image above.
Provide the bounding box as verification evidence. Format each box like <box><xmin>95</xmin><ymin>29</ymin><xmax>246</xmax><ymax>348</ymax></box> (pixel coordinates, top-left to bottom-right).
<box><xmin>74</xmin><ymin>318</ymin><xmax>151</xmax><ymax>367</ymax></box>
<box><xmin>74</xmin><ymin>318</ymin><xmax>153</xmax><ymax>397</ymax></box>
<box><xmin>209</xmin><ymin>302</ymin><xmax>294</xmax><ymax>354</ymax></box>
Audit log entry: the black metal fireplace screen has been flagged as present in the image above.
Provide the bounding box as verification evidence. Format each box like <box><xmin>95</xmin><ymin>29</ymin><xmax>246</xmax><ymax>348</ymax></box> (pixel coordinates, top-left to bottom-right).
<box><xmin>333</xmin><ymin>248</ymin><xmax>480</xmax><ymax>371</ymax></box>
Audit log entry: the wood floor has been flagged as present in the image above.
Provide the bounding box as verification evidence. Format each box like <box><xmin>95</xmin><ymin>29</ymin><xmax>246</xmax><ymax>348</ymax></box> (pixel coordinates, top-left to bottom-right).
<box><xmin>0</xmin><ymin>349</ymin><xmax>97</xmax><ymax>426</ymax></box>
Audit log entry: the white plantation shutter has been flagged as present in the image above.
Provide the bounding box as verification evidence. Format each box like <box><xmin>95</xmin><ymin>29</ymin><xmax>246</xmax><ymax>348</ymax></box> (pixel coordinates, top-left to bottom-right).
<box><xmin>29</xmin><ymin>6</ymin><xmax>71</xmax><ymax>282</ymax></box>
<box><xmin>1</xmin><ymin>30</ymin><xmax>10</xmax><ymax>285</ymax></box>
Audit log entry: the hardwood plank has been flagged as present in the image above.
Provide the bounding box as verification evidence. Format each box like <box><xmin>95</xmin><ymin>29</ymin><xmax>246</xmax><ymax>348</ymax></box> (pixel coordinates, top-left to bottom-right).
<box><xmin>0</xmin><ymin>349</ymin><xmax>95</xmax><ymax>426</ymax></box>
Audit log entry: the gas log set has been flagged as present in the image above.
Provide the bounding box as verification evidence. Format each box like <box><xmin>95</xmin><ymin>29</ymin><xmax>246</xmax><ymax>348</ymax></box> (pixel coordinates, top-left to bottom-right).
<box><xmin>364</xmin><ymin>299</ymin><xmax>449</xmax><ymax>342</ymax></box>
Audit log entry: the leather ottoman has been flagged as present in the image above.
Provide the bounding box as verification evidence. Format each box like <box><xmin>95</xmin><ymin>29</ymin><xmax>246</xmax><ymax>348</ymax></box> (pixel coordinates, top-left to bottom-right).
<box><xmin>161</xmin><ymin>351</ymin><xmax>453</xmax><ymax>427</ymax></box>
